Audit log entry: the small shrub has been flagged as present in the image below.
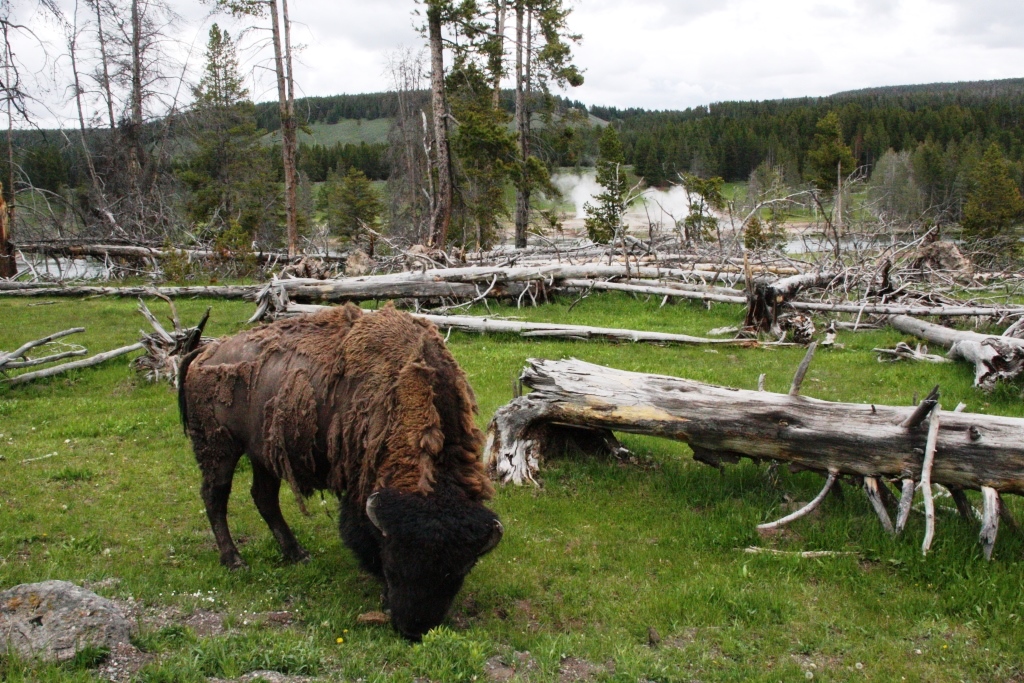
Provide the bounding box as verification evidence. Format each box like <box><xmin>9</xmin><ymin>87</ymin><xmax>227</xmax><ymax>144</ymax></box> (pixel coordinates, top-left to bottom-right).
<box><xmin>64</xmin><ymin>645</ymin><xmax>110</xmax><ymax>670</ymax></box>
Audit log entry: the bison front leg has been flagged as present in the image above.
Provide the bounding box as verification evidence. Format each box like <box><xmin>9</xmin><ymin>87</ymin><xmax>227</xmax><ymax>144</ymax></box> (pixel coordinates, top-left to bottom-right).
<box><xmin>250</xmin><ymin>460</ymin><xmax>310</xmax><ymax>564</ymax></box>
<box><xmin>199</xmin><ymin>452</ymin><xmax>247</xmax><ymax>570</ymax></box>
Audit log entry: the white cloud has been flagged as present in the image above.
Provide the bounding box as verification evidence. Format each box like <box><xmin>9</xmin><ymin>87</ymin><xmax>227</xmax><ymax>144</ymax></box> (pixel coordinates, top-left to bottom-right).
<box><xmin>12</xmin><ymin>0</ymin><xmax>1024</xmax><ymax>127</ymax></box>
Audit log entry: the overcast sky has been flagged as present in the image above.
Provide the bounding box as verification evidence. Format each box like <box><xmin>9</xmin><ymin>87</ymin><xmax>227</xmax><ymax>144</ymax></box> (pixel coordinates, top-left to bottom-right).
<box><xmin>16</xmin><ymin>0</ymin><xmax>1024</xmax><ymax>125</ymax></box>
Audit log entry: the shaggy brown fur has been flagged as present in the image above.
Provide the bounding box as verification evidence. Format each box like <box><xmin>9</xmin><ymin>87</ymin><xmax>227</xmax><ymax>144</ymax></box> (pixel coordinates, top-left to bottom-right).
<box><xmin>184</xmin><ymin>303</ymin><xmax>491</xmax><ymax>506</ymax></box>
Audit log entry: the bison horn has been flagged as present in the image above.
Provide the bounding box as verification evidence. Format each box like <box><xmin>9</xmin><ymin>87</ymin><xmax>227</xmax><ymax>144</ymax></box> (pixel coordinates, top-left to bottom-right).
<box><xmin>366</xmin><ymin>493</ymin><xmax>387</xmax><ymax>537</ymax></box>
<box><xmin>479</xmin><ymin>520</ymin><xmax>503</xmax><ymax>556</ymax></box>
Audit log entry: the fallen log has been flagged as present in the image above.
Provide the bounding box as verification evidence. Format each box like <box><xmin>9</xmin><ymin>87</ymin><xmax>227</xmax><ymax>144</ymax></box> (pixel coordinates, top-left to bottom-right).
<box><xmin>278</xmin><ymin>303</ymin><xmax>761</xmax><ymax>347</ymax></box>
<box><xmin>5</xmin><ymin>343</ymin><xmax>144</xmax><ymax>385</ymax></box>
<box><xmin>0</xmin><ymin>284</ymin><xmax>259</xmax><ymax>299</ymax></box>
<box><xmin>888</xmin><ymin>315</ymin><xmax>1024</xmax><ymax>390</ymax></box>
<box><xmin>15</xmin><ymin>241</ymin><xmax>346</xmax><ymax>264</ymax></box>
<box><xmin>485</xmin><ymin>358</ymin><xmax>1024</xmax><ymax>557</ymax></box>
<box><xmin>0</xmin><ymin>328</ymin><xmax>85</xmax><ymax>371</ymax></box>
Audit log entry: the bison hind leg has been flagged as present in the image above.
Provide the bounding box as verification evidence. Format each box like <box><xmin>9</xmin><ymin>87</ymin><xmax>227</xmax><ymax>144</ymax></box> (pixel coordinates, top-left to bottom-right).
<box><xmin>250</xmin><ymin>459</ymin><xmax>311</xmax><ymax>564</ymax></box>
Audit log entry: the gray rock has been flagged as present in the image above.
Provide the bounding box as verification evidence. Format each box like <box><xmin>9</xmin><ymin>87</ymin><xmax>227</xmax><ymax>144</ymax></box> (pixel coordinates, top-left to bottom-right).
<box><xmin>0</xmin><ymin>580</ymin><xmax>131</xmax><ymax>662</ymax></box>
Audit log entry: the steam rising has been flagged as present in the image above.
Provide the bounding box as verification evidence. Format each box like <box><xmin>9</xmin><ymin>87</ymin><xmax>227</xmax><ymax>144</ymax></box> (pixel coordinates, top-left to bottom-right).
<box><xmin>552</xmin><ymin>171</ymin><xmax>691</xmax><ymax>229</ymax></box>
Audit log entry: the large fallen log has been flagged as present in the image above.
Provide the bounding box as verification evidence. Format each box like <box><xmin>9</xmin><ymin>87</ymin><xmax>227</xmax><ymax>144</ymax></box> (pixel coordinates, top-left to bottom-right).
<box><xmin>888</xmin><ymin>315</ymin><xmax>1024</xmax><ymax>390</ymax></box>
<box><xmin>485</xmin><ymin>358</ymin><xmax>1024</xmax><ymax>557</ymax></box>
<box><xmin>0</xmin><ymin>284</ymin><xmax>260</xmax><ymax>299</ymax></box>
<box><xmin>278</xmin><ymin>303</ymin><xmax>761</xmax><ymax>346</ymax></box>
<box><xmin>15</xmin><ymin>241</ymin><xmax>346</xmax><ymax>264</ymax></box>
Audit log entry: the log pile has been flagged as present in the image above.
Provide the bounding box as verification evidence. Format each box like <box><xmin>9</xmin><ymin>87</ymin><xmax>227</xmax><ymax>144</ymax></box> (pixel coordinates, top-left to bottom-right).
<box><xmin>485</xmin><ymin>357</ymin><xmax>1024</xmax><ymax>559</ymax></box>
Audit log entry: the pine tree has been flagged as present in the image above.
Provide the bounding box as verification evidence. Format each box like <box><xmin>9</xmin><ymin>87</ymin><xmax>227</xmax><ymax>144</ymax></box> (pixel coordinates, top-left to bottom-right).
<box><xmin>962</xmin><ymin>143</ymin><xmax>1024</xmax><ymax>242</ymax></box>
<box><xmin>584</xmin><ymin>125</ymin><xmax>628</xmax><ymax>244</ymax></box>
<box><xmin>320</xmin><ymin>167</ymin><xmax>384</xmax><ymax>254</ymax></box>
<box><xmin>807</xmin><ymin>111</ymin><xmax>857</xmax><ymax>193</ymax></box>
<box><xmin>178</xmin><ymin>24</ymin><xmax>279</xmax><ymax>248</ymax></box>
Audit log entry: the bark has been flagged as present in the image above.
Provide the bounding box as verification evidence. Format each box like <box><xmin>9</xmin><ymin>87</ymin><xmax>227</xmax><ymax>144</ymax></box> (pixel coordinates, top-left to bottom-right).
<box><xmin>513</xmin><ymin>2</ymin><xmax>529</xmax><ymax>249</ymax></box>
<box><xmin>132</xmin><ymin>297</ymin><xmax>211</xmax><ymax>385</ymax></box>
<box><xmin>128</xmin><ymin>0</ymin><xmax>144</xmax><ymax>182</ymax></box>
<box><xmin>491</xmin><ymin>0</ymin><xmax>507</xmax><ymax>110</ymax></box>
<box><xmin>888</xmin><ymin>315</ymin><xmax>1024</xmax><ymax>390</ymax></box>
<box><xmin>484</xmin><ymin>358</ymin><xmax>1024</xmax><ymax>494</ymax></box>
<box><xmin>426</xmin><ymin>3</ymin><xmax>453</xmax><ymax>249</ymax></box>
<box><xmin>269</xmin><ymin>0</ymin><xmax>298</xmax><ymax>257</ymax></box>
<box><xmin>0</xmin><ymin>183</ymin><xmax>13</xmax><ymax>278</ymax></box>
<box><xmin>744</xmin><ymin>271</ymin><xmax>835</xmax><ymax>333</ymax></box>
<box><xmin>90</xmin><ymin>0</ymin><xmax>117</xmax><ymax>130</ymax></box>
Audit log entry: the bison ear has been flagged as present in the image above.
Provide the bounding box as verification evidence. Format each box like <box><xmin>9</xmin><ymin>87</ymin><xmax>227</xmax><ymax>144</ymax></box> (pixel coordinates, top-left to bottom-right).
<box><xmin>477</xmin><ymin>519</ymin><xmax>503</xmax><ymax>557</ymax></box>
<box><xmin>366</xmin><ymin>492</ymin><xmax>387</xmax><ymax>537</ymax></box>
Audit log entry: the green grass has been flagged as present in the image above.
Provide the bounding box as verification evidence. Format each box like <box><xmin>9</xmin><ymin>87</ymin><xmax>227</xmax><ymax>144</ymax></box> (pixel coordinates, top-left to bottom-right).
<box><xmin>262</xmin><ymin>119</ymin><xmax>393</xmax><ymax>147</ymax></box>
<box><xmin>1</xmin><ymin>294</ymin><xmax>1023</xmax><ymax>681</ymax></box>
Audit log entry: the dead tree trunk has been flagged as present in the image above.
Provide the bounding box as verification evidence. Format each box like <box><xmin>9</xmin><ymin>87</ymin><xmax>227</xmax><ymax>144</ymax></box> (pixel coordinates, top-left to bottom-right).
<box><xmin>426</xmin><ymin>2</ymin><xmax>453</xmax><ymax>249</ymax></box>
<box><xmin>513</xmin><ymin>1</ymin><xmax>531</xmax><ymax>249</ymax></box>
<box><xmin>0</xmin><ymin>182</ymin><xmax>14</xmax><ymax>278</ymax></box>
<box><xmin>888</xmin><ymin>315</ymin><xmax>1024</xmax><ymax>390</ymax></box>
<box><xmin>485</xmin><ymin>358</ymin><xmax>1024</xmax><ymax>557</ymax></box>
<box><xmin>269</xmin><ymin>0</ymin><xmax>298</xmax><ymax>257</ymax></box>
<box><xmin>744</xmin><ymin>271</ymin><xmax>835</xmax><ymax>333</ymax></box>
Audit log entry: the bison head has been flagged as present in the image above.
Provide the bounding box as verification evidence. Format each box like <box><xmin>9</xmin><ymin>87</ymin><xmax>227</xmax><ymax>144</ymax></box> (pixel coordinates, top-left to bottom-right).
<box><xmin>365</xmin><ymin>488</ymin><xmax>502</xmax><ymax>640</ymax></box>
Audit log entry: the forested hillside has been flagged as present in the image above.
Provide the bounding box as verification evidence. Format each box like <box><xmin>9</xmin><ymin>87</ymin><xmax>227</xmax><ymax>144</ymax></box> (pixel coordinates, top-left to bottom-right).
<box><xmin>604</xmin><ymin>78</ymin><xmax>1024</xmax><ymax>186</ymax></box>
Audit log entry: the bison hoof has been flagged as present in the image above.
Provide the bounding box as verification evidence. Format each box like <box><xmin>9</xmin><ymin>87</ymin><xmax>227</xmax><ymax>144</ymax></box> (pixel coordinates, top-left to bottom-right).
<box><xmin>221</xmin><ymin>553</ymin><xmax>248</xmax><ymax>571</ymax></box>
<box><xmin>285</xmin><ymin>547</ymin><xmax>311</xmax><ymax>564</ymax></box>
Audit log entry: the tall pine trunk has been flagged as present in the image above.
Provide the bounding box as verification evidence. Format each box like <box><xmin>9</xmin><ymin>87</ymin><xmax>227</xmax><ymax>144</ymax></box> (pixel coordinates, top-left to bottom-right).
<box><xmin>1</xmin><ymin>24</ymin><xmax>15</xmax><ymax>278</ymax></box>
<box><xmin>427</xmin><ymin>4</ymin><xmax>452</xmax><ymax>249</ymax></box>
<box><xmin>269</xmin><ymin>0</ymin><xmax>299</xmax><ymax>256</ymax></box>
<box><xmin>491</xmin><ymin>0</ymin><xmax>507</xmax><ymax>110</ymax></box>
<box><xmin>90</xmin><ymin>0</ymin><xmax>116</xmax><ymax>131</ymax></box>
<box><xmin>513</xmin><ymin>4</ymin><xmax>531</xmax><ymax>249</ymax></box>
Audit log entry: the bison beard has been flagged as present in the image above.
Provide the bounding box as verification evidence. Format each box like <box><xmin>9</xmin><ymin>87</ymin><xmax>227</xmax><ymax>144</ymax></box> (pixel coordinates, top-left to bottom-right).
<box><xmin>179</xmin><ymin>303</ymin><xmax>503</xmax><ymax>640</ymax></box>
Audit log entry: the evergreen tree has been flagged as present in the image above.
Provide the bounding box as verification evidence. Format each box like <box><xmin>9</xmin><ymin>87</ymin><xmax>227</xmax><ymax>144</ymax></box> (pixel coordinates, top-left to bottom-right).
<box><xmin>807</xmin><ymin>111</ymin><xmax>857</xmax><ymax>192</ymax></box>
<box><xmin>680</xmin><ymin>173</ymin><xmax>725</xmax><ymax>243</ymax></box>
<box><xmin>584</xmin><ymin>125</ymin><xmax>628</xmax><ymax>244</ymax></box>
<box><xmin>178</xmin><ymin>24</ymin><xmax>280</xmax><ymax>247</ymax></box>
<box><xmin>962</xmin><ymin>143</ymin><xmax>1024</xmax><ymax>242</ymax></box>
<box><xmin>319</xmin><ymin>167</ymin><xmax>384</xmax><ymax>254</ymax></box>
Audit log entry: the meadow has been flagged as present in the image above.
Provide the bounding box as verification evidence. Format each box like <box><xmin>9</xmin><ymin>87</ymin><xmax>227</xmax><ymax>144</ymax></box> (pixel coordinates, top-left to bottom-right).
<box><xmin>1</xmin><ymin>293</ymin><xmax>1023</xmax><ymax>682</ymax></box>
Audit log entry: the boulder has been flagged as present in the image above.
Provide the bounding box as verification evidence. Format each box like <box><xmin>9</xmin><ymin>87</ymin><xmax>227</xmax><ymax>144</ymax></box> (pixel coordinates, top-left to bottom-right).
<box><xmin>0</xmin><ymin>580</ymin><xmax>131</xmax><ymax>662</ymax></box>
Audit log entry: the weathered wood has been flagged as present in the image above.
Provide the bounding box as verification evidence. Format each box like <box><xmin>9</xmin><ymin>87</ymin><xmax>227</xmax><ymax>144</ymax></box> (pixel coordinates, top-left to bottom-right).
<box><xmin>132</xmin><ymin>299</ymin><xmax>212</xmax><ymax>385</ymax></box>
<box><xmin>789</xmin><ymin>343</ymin><xmax>818</xmax><ymax>396</ymax></box>
<box><xmin>921</xmin><ymin>405</ymin><xmax>941</xmax><ymax>555</ymax></box>
<box><xmin>888</xmin><ymin>315</ymin><xmax>1024</xmax><ymax>390</ymax></box>
<box><xmin>745</xmin><ymin>271</ymin><xmax>836</xmax><ymax>332</ymax></box>
<box><xmin>895</xmin><ymin>478</ymin><xmax>916</xmax><ymax>535</ymax></box>
<box><xmin>980</xmin><ymin>487</ymin><xmax>1000</xmax><ymax>561</ymax></box>
<box><xmin>5</xmin><ymin>343</ymin><xmax>144</xmax><ymax>385</ymax></box>
<box><xmin>559</xmin><ymin>279</ymin><xmax>746</xmax><ymax>305</ymax></box>
<box><xmin>757</xmin><ymin>470</ymin><xmax>837</xmax><ymax>531</ymax></box>
<box><xmin>0</xmin><ymin>285</ymin><xmax>259</xmax><ymax>299</ymax></box>
<box><xmin>0</xmin><ymin>328</ymin><xmax>86</xmax><ymax>369</ymax></box>
<box><xmin>484</xmin><ymin>358</ymin><xmax>1024</xmax><ymax>495</ymax></box>
<box><xmin>15</xmin><ymin>241</ymin><xmax>340</xmax><ymax>264</ymax></box>
<box><xmin>864</xmin><ymin>477</ymin><xmax>895</xmax><ymax>535</ymax></box>
<box><xmin>280</xmin><ymin>304</ymin><xmax>761</xmax><ymax>347</ymax></box>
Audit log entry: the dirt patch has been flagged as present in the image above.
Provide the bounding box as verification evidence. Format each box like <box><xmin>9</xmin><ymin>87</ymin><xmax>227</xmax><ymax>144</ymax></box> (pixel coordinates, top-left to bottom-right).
<box><xmin>183</xmin><ymin>609</ymin><xmax>225</xmax><ymax>637</ymax></box>
<box><xmin>484</xmin><ymin>651</ymin><xmax>539</xmax><ymax>682</ymax></box>
<box><xmin>209</xmin><ymin>672</ymin><xmax>315</xmax><ymax>683</ymax></box>
<box><xmin>790</xmin><ymin>652</ymin><xmax>842</xmax><ymax>674</ymax></box>
<box><xmin>95</xmin><ymin>642</ymin><xmax>154</xmax><ymax>683</ymax></box>
<box><xmin>558</xmin><ymin>657</ymin><xmax>613</xmax><ymax>683</ymax></box>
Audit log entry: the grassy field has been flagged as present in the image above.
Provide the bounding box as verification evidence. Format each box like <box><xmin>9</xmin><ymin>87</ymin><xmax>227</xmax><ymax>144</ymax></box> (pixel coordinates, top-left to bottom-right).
<box><xmin>263</xmin><ymin>119</ymin><xmax>393</xmax><ymax>147</ymax></box>
<box><xmin>1</xmin><ymin>294</ymin><xmax>1023</xmax><ymax>682</ymax></box>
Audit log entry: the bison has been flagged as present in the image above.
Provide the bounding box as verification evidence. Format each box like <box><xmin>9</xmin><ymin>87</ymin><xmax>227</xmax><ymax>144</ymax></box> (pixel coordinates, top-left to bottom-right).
<box><xmin>178</xmin><ymin>303</ymin><xmax>503</xmax><ymax>640</ymax></box>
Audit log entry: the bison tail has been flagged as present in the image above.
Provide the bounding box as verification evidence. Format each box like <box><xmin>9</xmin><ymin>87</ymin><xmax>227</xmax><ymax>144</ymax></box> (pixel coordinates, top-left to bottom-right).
<box><xmin>176</xmin><ymin>307</ymin><xmax>211</xmax><ymax>435</ymax></box>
